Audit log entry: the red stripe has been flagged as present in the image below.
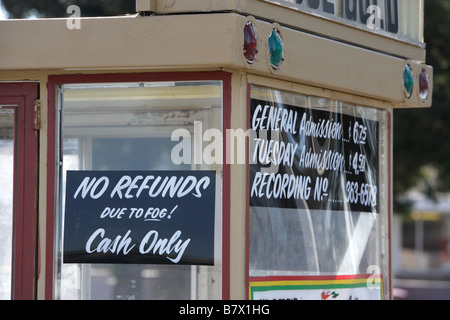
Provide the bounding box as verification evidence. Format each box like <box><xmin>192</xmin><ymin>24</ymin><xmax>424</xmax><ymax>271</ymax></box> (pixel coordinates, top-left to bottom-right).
<box><xmin>249</xmin><ymin>274</ymin><xmax>382</xmax><ymax>283</ymax></box>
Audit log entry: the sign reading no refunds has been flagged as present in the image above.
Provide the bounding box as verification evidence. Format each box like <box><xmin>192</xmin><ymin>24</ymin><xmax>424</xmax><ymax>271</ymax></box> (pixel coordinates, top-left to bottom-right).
<box><xmin>63</xmin><ymin>170</ymin><xmax>216</xmax><ymax>265</ymax></box>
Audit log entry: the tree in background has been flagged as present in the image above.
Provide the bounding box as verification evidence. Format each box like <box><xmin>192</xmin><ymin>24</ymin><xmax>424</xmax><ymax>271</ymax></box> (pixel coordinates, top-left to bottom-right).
<box><xmin>2</xmin><ymin>0</ymin><xmax>450</xmax><ymax>211</ymax></box>
<box><xmin>393</xmin><ymin>0</ymin><xmax>450</xmax><ymax>211</ymax></box>
<box><xmin>1</xmin><ymin>0</ymin><xmax>135</xmax><ymax>18</ymax></box>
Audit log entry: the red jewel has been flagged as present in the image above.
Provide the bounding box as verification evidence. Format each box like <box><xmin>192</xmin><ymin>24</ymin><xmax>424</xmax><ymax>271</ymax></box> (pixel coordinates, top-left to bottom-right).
<box><xmin>243</xmin><ymin>21</ymin><xmax>258</xmax><ymax>63</ymax></box>
<box><xmin>419</xmin><ymin>68</ymin><xmax>429</xmax><ymax>100</ymax></box>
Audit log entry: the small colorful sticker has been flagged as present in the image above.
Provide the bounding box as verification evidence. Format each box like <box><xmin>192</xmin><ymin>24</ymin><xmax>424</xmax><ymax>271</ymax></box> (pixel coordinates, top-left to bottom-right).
<box><xmin>249</xmin><ymin>275</ymin><xmax>383</xmax><ymax>300</ymax></box>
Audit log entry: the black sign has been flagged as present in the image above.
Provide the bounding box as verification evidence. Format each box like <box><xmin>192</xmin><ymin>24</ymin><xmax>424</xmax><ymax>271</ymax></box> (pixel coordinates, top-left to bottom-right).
<box><xmin>250</xmin><ymin>98</ymin><xmax>379</xmax><ymax>213</ymax></box>
<box><xmin>63</xmin><ymin>170</ymin><xmax>216</xmax><ymax>265</ymax></box>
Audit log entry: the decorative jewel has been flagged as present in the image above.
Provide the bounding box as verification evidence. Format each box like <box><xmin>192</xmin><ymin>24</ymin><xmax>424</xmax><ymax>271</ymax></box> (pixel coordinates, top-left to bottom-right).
<box><xmin>419</xmin><ymin>68</ymin><xmax>429</xmax><ymax>101</ymax></box>
<box><xmin>402</xmin><ymin>64</ymin><xmax>414</xmax><ymax>99</ymax></box>
<box><xmin>243</xmin><ymin>21</ymin><xmax>258</xmax><ymax>64</ymax></box>
<box><xmin>268</xmin><ymin>28</ymin><xmax>284</xmax><ymax>69</ymax></box>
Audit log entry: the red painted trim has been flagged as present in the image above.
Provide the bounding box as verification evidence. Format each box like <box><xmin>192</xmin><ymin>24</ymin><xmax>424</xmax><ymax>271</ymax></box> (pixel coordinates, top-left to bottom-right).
<box><xmin>245</xmin><ymin>83</ymin><xmax>251</xmax><ymax>300</ymax></box>
<box><xmin>47</xmin><ymin>71</ymin><xmax>230</xmax><ymax>86</ymax></box>
<box><xmin>221</xmin><ymin>73</ymin><xmax>232</xmax><ymax>300</ymax></box>
<box><xmin>249</xmin><ymin>274</ymin><xmax>381</xmax><ymax>282</ymax></box>
<box><xmin>0</xmin><ymin>83</ymin><xmax>38</xmax><ymax>300</ymax></box>
<box><xmin>46</xmin><ymin>71</ymin><xmax>232</xmax><ymax>300</ymax></box>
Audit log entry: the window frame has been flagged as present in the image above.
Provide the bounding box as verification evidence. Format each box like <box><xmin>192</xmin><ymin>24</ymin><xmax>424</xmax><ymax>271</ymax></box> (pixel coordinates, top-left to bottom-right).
<box><xmin>46</xmin><ymin>72</ymin><xmax>232</xmax><ymax>300</ymax></box>
<box><xmin>0</xmin><ymin>82</ymin><xmax>39</xmax><ymax>300</ymax></box>
<box><xmin>244</xmin><ymin>77</ymin><xmax>393</xmax><ymax>300</ymax></box>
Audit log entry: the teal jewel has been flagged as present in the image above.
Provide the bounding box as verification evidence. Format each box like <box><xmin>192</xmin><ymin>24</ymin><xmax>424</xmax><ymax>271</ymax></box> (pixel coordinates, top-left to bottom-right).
<box><xmin>268</xmin><ymin>28</ymin><xmax>283</xmax><ymax>69</ymax></box>
<box><xmin>403</xmin><ymin>64</ymin><xmax>414</xmax><ymax>98</ymax></box>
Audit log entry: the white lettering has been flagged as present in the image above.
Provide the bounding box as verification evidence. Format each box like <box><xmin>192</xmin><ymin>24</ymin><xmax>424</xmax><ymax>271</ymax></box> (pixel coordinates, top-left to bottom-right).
<box><xmin>108</xmin><ymin>175</ymin><xmax>210</xmax><ymax>199</ymax></box>
<box><xmin>251</xmin><ymin>104</ymin><xmax>297</xmax><ymax>134</ymax></box>
<box><xmin>74</xmin><ymin>176</ymin><xmax>109</xmax><ymax>199</ymax></box>
<box><xmin>299</xmin><ymin>113</ymin><xmax>343</xmax><ymax>141</ymax></box>
<box><xmin>66</xmin><ymin>5</ymin><xmax>81</xmax><ymax>30</ymax></box>
<box><xmin>251</xmin><ymin>172</ymin><xmax>311</xmax><ymax>200</ymax></box>
<box><xmin>85</xmin><ymin>228</ymin><xmax>135</xmax><ymax>255</ymax></box>
<box><xmin>139</xmin><ymin>230</ymin><xmax>191</xmax><ymax>263</ymax></box>
<box><xmin>171</xmin><ymin>129</ymin><xmax>192</xmax><ymax>165</ymax></box>
<box><xmin>252</xmin><ymin>138</ymin><xmax>297</xmax><ymax>167</ymax></box>
<box><xmin>298</xmin><ymin>145</ymin><xmax>346</xmax><ymax>172</ymax></box>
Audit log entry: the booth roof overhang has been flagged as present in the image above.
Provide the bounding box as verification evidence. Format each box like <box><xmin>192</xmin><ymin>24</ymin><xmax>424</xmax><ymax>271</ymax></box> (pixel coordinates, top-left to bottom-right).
<box><xmin>0</xmin><ymin>0</ymin><xmax>432</xmax><ymax>108</ymax></box>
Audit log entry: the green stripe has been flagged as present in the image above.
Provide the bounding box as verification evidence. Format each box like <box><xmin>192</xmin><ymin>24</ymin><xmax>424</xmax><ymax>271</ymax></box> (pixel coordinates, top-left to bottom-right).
<box><xmin>250</xmin><ymin>283</ymin><xmax>381</xmax><ymax>299</ymax></box>
<box><xmin>252</xmin><ymin>282</ymin><xmax>376</xmax><ymax>291</ymax></box>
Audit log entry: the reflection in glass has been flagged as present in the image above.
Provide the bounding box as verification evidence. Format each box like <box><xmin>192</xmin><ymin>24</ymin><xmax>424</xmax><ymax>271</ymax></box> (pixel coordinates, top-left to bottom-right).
<box><xmin>0</xmin><ymin>109</ymin><xmax>15</xmax><ymax>300</ymax></box>
<box><xmin>248</xmin><ymin>86</ymin><xmax>390</xmax><ymax>299</ymax></box>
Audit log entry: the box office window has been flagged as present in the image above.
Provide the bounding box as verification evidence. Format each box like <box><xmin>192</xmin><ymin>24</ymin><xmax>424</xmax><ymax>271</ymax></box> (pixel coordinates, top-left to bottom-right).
<box><xmin>248</xmin><ymin>85</ymin><xmax>391</xmax><ymax>300</ymax></box>
<box><xmin>54</xmin><ymin>80</ymin><xmax>223</xmax><ymax>300</ymax></box>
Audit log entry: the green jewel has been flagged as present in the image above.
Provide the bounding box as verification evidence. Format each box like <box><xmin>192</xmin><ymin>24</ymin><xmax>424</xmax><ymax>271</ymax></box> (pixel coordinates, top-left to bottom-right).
<box><xmin>403</xmin><ymin>64</ymin><xmax>414</xmax><ymax>98</ymax></box>
<box><xmin>268</xmin><ymin>29</ymin><xmax>283</xmax><ymax>69</ymax></box>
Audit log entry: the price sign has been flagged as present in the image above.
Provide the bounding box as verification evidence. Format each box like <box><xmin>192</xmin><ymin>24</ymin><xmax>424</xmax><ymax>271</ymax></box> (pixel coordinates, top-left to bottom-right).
<box><xmin>249</xmin><ymin>98</ymin><xmax>379</xmax><ymax>213</ymax></box>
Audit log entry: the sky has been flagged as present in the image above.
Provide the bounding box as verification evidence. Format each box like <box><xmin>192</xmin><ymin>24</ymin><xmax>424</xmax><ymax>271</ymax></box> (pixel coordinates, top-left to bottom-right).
<box><xmin>0</xmin><ymin>2</ymin><xmax>6</xmax><ymax>19</ymax></box>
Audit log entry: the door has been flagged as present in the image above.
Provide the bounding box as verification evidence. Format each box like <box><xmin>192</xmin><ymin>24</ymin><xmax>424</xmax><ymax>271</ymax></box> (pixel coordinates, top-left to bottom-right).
<box><xmin>0</xmin><ymin>83</ymin><xmax>39</xmax><ymax>300</ymax></box>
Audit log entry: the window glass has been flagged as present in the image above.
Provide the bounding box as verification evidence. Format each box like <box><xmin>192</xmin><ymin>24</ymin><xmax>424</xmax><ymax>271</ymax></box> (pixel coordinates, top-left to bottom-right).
<box><xmin>55</xmin><ymin>81</ymin><xmax>222</xmax><ymax>300</ymax></box>
<box><xmin>0</xmin><ymin>109</ymin><xmax>15</xmax><ymax>300</ymax></box>
<box><xmin>249</xmin><ymin>85</ymin><xmax>390</xmax><ymax>300</ymax></box>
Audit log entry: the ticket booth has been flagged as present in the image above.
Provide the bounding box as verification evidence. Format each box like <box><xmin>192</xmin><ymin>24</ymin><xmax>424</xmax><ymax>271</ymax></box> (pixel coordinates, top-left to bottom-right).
<box><xmin>0</xmin><ymin>0</ymin><xmax>432</xmax><ymax>300</ymax></box>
